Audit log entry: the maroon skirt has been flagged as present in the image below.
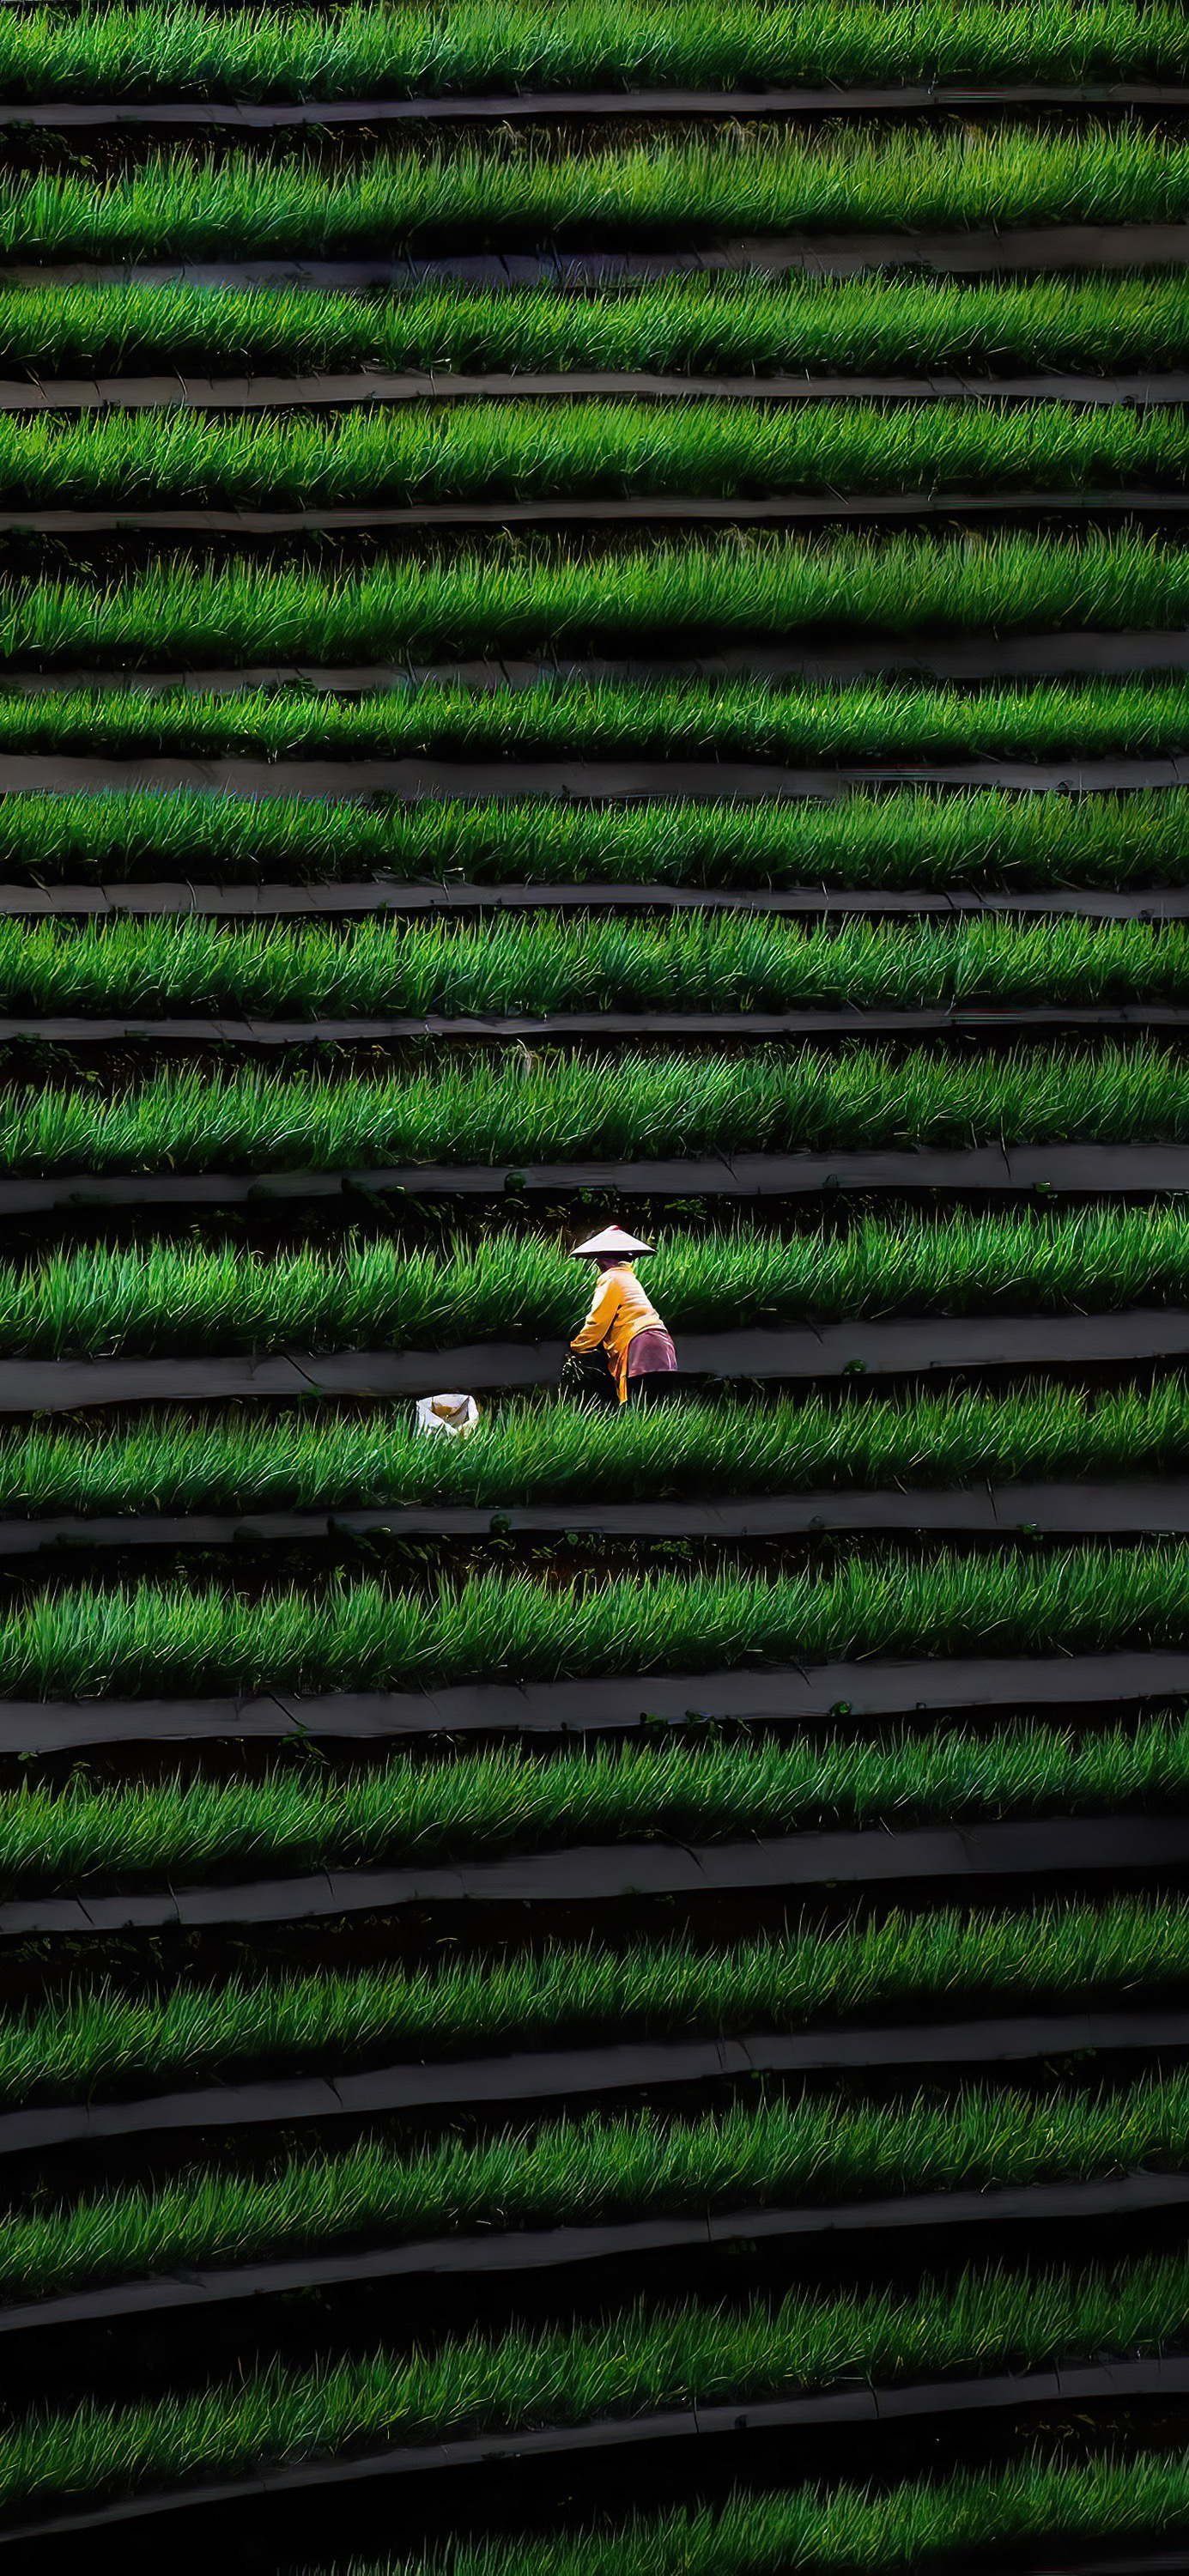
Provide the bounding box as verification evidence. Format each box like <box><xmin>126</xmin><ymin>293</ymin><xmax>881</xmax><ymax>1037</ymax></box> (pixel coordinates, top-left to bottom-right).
<box><xmin>627</xmin><ymin>1327</ymin><xmax>678</xmax><ymax>1378</ymax></box>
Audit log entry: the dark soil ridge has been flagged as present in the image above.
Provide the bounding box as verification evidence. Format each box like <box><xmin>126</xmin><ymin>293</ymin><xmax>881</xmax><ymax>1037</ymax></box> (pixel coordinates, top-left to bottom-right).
<box><xmin>8</xmin><ymin>1645</ymin><xmax>1189</xmax><ymax>1753</ymax></box>
<box><xmin>5</xmin><ymin>1815</ymin><xmax>1188</xmax><ymax>1937</ymax></box>
<box><xmin>5</xmin><ymin>369</ymin><xmax>1188</xmax><ymax>410</ymax></box>
<box><xmin>9</xmin><ymin>885</ymin><xmax>1188</xmax><ymax>918</ymax></box>
<box><xmin>4</xmin><ymin>2353</ymin><xmax>1189</xmax><ymax>2550</ymax></box>
<box><xmin>3</xmin><ymin>1006</ymin><xmax>1185</xmax><ymax>1044</ymax></box>
<box><xmin>0</xmin><ymin>754</ymin><xmax>1183</xmax><ymax>802</ymax></box>
<box><xmin>8</xmin><ymin>1310</ymin><xmax>1189</xmax><ymax>1416</ymax></box>
<box><xmin>4</xmin><ymin>2166</ymin><xmax>1186</xmax><ymax>2343</ymax></box>
<box><xmin>0</xmin><ymin>82</ymin><xmax>1181</xmax><ymax>126</ymax></box>
<box><xmin>1042</xmin><ymin>2555</ymin><xmax>1189</xmax><ymax>2576</ymax></box>
<box><xmin>6</xmin><ymin>1143</ymin><xmax>1187</xmax><ymax>1216</ymax></box>
<box><xmin>0</xmin><ymin>2006</ymin><xmax>1182</xmax><ymax>2158</ymax></box>
<box><xmin>7</xmin><ymin>222</ymin><xmax>1187</xmax><ymax>289</ymax></box>
<box><xmin>7</xmin><ymin>629</ymin><xmax>1184</xmax><ymax>694</ymax></box>
<box><xmin>3</xmin><ymin>489</ymin><xmax>1184</xmax><ymax>537</ymax></box>
<box><xmin>5</xmin><ymin>1481</ymin><xmax>1189</xmax><ymax>1559</ymax></box>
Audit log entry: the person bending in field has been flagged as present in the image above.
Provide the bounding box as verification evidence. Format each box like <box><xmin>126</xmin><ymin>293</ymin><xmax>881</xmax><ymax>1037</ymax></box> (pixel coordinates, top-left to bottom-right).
<box><xmin>567</xmin><ymin>1223</ymin><xmax>679</xmax><ymax>1406</ymax></box>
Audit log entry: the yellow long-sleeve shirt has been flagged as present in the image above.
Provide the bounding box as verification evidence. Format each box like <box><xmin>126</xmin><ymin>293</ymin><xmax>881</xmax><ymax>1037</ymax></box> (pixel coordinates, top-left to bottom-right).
<box><xmin>570</xmin><ymin>1261</ymin><xmax>664</xmax><ymax>1402</ymax></box>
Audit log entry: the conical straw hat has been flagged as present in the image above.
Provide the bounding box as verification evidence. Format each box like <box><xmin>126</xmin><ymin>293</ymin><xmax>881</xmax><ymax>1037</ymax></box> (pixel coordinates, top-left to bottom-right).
<box><xmin>570</xmin><ymin>1224</ymin><xmax>654</xmax><ymax>1257</ymax></box>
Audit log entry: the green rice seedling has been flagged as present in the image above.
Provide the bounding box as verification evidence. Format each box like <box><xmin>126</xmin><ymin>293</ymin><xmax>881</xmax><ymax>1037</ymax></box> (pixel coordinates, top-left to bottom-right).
<box><xmin>6</xmin><ymin>1378</ymin><xmax>1189</xmax><ymax>1515</ymax></box>
<box><xmin>0</xmin><ymin>398</ymin><xmax>1183</xmax><ymax>510</ymax></box>
<box><xmin>8</xmin><ymin>1546</ymin><xmax>1189</xmax><ymax>1697</ymax></box>
<box><xmin>3</xmin><ymin>2</ymin><xmax>1184</xmax><ymax>106</ymax></box>
<box><xmin>4</xmin><ymin>270</ymin><xmax>1183</xmax><ymax>382</ymax></box>
<box><xmin>3</xmin><ymin>529</ymin><xmax>1186</xmax><ymax>669</ymax></box>
<box><xmin>11</xmin><ymin>1203</ymin><xmax>1189</xmax><ymax>1358</ymax></box>
<box><xmin>0</xmin><ymin>783</ymin><xmax>1183</xmax><ymax>893</ymax></box>
<box><xmin>5</xmin><ymin>2249</ymin><xmax>1189</xmax><ymax>2508</ymax></box>
<box><xmin>7</xmin><ymin>1714</ymin><xmax>1189</xmax><ymax>1890</ymax></box>
<box><xmin>0</xmin><ymin>1894</ymin><xmax>1185</xmax><ymax>2099</ymax></box>
<box><xmin>10</xmin><ymin>1042</ymin><xmax>1189</xmax><ymax>1175</ymax></box>
<box><xmin>326</xmin><ymin>2448</ymin><xmax>1189</xmax><ymax>2576</ymax></box>
<box><xmin>2</xmin><ymin>127</ymin><xmax>1185</xmax><ymax>263</ymax></box>
<box><xmin>0</xmin><ymin>672</ymin><xmax>1184</xmax><ymax>769</ymax></box>
<box><xmin>1</xmin><ymin>912</ymin><xmax>1183</xmax><ymax>1016</ymax></box>
<box><xmin>9</xmin><ymin>2067</ymin><xmax>1189</xmax><ymax>2297</ymax></box>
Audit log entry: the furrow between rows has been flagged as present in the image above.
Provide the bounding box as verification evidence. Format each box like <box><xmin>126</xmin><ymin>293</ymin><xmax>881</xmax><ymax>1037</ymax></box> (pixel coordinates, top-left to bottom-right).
<box><xmin>2</xmin><ymin>1007</ymin><xmax>1181</xmax><ymax>1042</ymax></box>
<box><xmin>0</xmin><ymin>2010</ymin><xmax>1180</xmax><ymax>2154</ymax></box>
<box><xmin>9</xmin><ymin>1648</ymin><xmax>1189</xmax><ymax>1751</ymax></box>
<box><xmin>4</xmin><ymin>370</ymin><xmax>1187</xmax><ymax>412</ymax></box>
<box><xmin>6</xmin><ymin>1145</ymin><xmax>1186</xmax><ymax>1215</ymax></box>
<box><xmin>7</xmin><ymin>2360</ymin><xmax>1189</xmax><ymax>2551</ymax></box>
<box><xmin>5</xmin><ymin>1482</ymin><xmax>1188</xmax><ymax>1557</ymax></box>
<box><xmin>5</xmin><ymin>1815</ymin><xmax>1186</xmax><ymax>1939</ymax></box>
<box><xmin>5</xmin><ymin>489</ymin><xmax>1184</xmax><ymax>536</ymax></box>
<box><xmin>9</xmin><ymin>224</ymin><xmax>1189</xmax><ymax>291</ymax></box>
<box><xmin>2</xmin><ymin>83</ymin><xmax>1183</xmax><ymax>127</ymax></box>
<box><xmin>9</xmin><ymin>885</ymin><xmax>1187</xmax><ymax>919</ymax></box>
<box><xmin>8</xmin><ymin>635</ymin><xmax>1184</xmax><ymax>699</ymax></box>
<box><xmin>0</xmin><ymin>756</ymin><xmax>1183</xmax><ymax>800</ymax></box>
<box><xmin>8</xmin><ymin>1314</ymin><xmax>1189</xmax><ymax>1413</ymax></box>
<box><xmin>7</xmin><ymin>2167</ymin><xmax>1189</xmax><ymax>2343</ymax></box>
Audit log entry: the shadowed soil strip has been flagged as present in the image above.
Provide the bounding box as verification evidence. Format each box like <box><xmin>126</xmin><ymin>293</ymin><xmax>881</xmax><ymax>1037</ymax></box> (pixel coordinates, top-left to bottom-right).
<box><xmin>4</xmin><ymin>1007</ymin><xmax>1186</xmax><ymax>1044</ymax></box>
<box><xmin>6</xmin><ymin>2168</ymin><xmax>1189</xmax><ymax>2342</ymax></box>
<box><xmin>5</xmin><ymin>1816</ymin><xmax>1189</xmax><ymax>1939</ymax></box>
<box><xmin>9</xmin><ymin>885</ymin><xmax>1189</xmax><ymax>920</ymax></box>
<box><xmin>1036</xmin><ymin>2558</ymin><xmax>1189</xmax><ymax>2576</ymax></box>
<box><xmin>9</xmin><ymin>2360</ymin><xmax>1189</xmax><ymax>2546</ymax></box>
<box><xmin>9</xmin><ymin>633</ymin><xmax>1186</xmax><ymax>695</ymax></box>
<box><xmin>9</xmin><ymin>1649</ymin><xmax>1189</xmax><ymax>1753</ymax></box>
<box><xmin>9</xmin><ymin>225</ymin><xmax>1189</xmax><ymax>289</ymax></box>
<box><xmin>0</xmin><ymin>755</ymin><xmax>1184</xmax><ymax>801</ymax></box>
<box><xmin>9</xmin><ymin>1312</ymin><xmax>1189</xmax><ymax>1414</ymax></box>
<box><xmin>4</xmin><ymin>490</ymin><xmax>1184</xmax><ymax>537</ymax></box>
<box><xmin>0</xmin><ymin>2009</ymin><xmax>1183</xmax><ymax>2158</ymax></box>
<box><xmin>6</xmin><ymin>1481</ymin><xmax>1189</xmax><ymax>1559</ymax></box>
<box><xmin>6</xmin><ymin>1145</ymin><xmax>1187</xmax><ymax>1216</ymax></box>
<box><xmin>5</xmin><ymin>369</ymin><xmax>1189</xmax><ymax>411</ymax></box>
<box><xmin>1</xmin><ymin>85</ymin><xmax>1183</xmax><ymax>127</ymax></box>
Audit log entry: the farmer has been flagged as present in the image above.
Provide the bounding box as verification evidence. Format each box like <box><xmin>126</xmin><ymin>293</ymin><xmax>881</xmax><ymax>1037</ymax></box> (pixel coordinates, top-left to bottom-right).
<box><xmin>567</xmin><ymin>1223</ymin><xmax>678</xmax><ymax>1406</ymax></box>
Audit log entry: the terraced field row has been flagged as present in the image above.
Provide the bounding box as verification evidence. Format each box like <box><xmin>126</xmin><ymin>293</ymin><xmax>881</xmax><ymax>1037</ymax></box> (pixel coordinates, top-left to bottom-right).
<box><xmin>2</xmin><ymin>8</ymin><xmax>1189</xmax><ymax>2575</ymax></box>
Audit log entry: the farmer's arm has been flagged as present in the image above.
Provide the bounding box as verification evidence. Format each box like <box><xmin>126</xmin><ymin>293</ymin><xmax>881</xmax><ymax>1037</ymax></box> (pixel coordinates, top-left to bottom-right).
<box><xmin>570</xmin><ymin>1273</ymin><xmax>622</xmax><ymax>1352</ymax></box>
